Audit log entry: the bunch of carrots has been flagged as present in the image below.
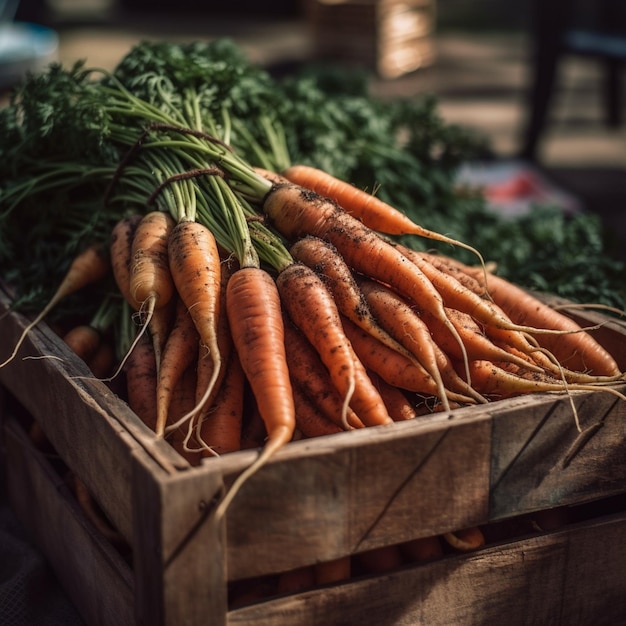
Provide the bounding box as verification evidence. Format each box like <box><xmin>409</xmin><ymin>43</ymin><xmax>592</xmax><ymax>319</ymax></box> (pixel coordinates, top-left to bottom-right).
<box><xmin>4</xmin><ymin>155</ymin><xmax>626</xmax><ymax>516</ymax></box>
<box><xmin>1</xmin><ymin>59</ymin><xmax>625</xmax><ymax>520</ymax></box>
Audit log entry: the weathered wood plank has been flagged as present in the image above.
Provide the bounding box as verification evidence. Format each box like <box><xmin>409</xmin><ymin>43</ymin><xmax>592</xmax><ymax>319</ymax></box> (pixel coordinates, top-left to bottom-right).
<box><xmin>132</xmin><ymin>452</ymin><xmax>227</xmax><ymax>626</ymax></box>
<box><xmin>2</xmin><ymin>417</ymin><xmax>134</xmax><ymax>626</ymax></box>
<box><xmin>0</xmin><ymin>290</ymin><xmax>187</xmax><ymax>542</ymax></box>
<box><xmin>228</xmin><ymin>511</ymin><xmax>626</xmax><ymax>626</ymax></box>
<box><xmin>489</xmin><ymin>386</ymin><xmax>626</xmax><ymax>518</ymax></box>
<box><xmin>216</xmin><ymin>413</ymin><xmax>492</xmax><ymax>580</ymax></box>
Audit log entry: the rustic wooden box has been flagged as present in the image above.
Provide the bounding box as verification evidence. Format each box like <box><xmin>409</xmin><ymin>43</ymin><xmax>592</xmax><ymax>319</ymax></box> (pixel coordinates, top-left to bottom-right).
<box><xmin>307</xmin><ymin>0</ymin><xmax>437</xmax><ymax>78</ymax></box>
<box><xmin>1</xmin><ymin>286</ymin><xmax>626</xmax><ymax>625</ymax></box>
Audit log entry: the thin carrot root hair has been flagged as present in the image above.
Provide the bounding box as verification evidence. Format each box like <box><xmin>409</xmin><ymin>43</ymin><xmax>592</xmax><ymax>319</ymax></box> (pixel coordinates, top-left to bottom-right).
<box><xmin>0</xmin><ymin>242</ymin><xmax>110</xmax><ymax>369</ymax></box>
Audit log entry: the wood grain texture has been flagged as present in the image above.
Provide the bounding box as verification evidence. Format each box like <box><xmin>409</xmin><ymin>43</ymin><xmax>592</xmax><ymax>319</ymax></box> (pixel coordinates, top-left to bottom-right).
<box><xmin>3</xmin><ymin>418</ymin><xmax>134</xmax><ymax>626</ymax></box>
<box><xmin>229</xmin><ymin>511</ymin><xmax>626</xmax><ymax>626</ymax></box>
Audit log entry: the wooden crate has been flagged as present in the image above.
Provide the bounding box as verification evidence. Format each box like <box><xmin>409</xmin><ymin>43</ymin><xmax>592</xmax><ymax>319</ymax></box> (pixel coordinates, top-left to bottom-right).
<box><xmin>307</xmin><ymin>0</ymin><xmax>437</xmax><ymax>78</ymax></box>
<box><xmin>1</xmin><ymin>285</ymin><xmax>626</xmax><ymax>625</ymax></box>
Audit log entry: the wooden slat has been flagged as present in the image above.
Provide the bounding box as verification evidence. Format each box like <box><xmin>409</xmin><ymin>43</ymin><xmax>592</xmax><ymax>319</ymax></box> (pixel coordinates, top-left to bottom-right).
<box><xmin>228</xmin><ymin>511</ymin><xmax>626</xmax><ymax>626</ymax></box>
<box><xmin>0</xmin><ymin>290</ymin><xmax>188</xmax><ymax>542</ymax></box>
<box><xmin>2</xmin><ymin>417</ymin><xmax>134</xmax><ymax>626</ymax></box>
<box><xmin>216</xmin><ymin>413</ymin><xmax>492</xmax><ymax>580</ymax></box>
<box><xmin>489</xmin><ymin>386</ymin><xmax>626</xmax><ymax>519</ymax></box>
<box><xmin>132</xmin><ymin>452</ymin><xmax>227</xmax><ymax>626</ymax></box>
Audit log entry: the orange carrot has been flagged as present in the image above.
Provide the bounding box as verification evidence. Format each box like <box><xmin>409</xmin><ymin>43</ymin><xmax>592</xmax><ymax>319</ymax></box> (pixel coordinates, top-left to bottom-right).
<box><xmin>421</xmin><ymin>305</ymin><xmax>543</xmax><ymax>373</ymax></box>
<box><xmin>110</xmin><ymin>213</ymin><xmax>143</xmax><ymax>310</ymax></box>
<box><xmin>1</xmin><ymin>242</ymin><xmax>110</xmax><ymax>368</ymax></box>
<box><xmin>253</xmin><ymin>166</ymin><xmax>290</xmax><ymax>185</ymax></box>
<box><xmin>355</xmin><ymin>545</ymin><xmax>404</xmax><ymax>575</ymax></box>
<box><xmin>165</xmin><ymin>219</ymin><xmax>223</xmax><ymax>436</ymax></box>
<box><xmin>442</xmin><ymin>527</ymin><xmax>486</xmax><ymax>551</ymax></box>
<box><xmin>400</xmin><ymin>535</ymin><xmax>444</xmax><ymax>562</ymax></box>
<box><xmin>292</xmin><ymin>384</ymin><xmax>344</xmax><ymax>438</ymax></box>
<box><xmin>359</xmin><ymin>278</ymin><xmax>452</xmax><ymax>412</ymax></box>
<box><xmin>124</xmin><ymin>332</ymin><xmax>158</xmax><ymax>431</ymax></box>
<box><xmin>277</xmin><ymin>262</ymin><xmax>392</xmax><ymax>429</ymax></box>
<box><xmin>215</xmin><ymin>266</ymin><xmax>296</xmax><ymax>520</ymax></box>
<box><xmin>166</xmin><ymin>364</ymin><xmax>203</xmax><ymax>466</ymax></box>
<box><xmin>314</xmin><ymin>556</ymin><xmax>351</xmax><ymax>585</ymax></box>
<box><xmin>198</xmin><ymin>350</ymin><xmax>245</xmax><ymax>456</ymax></box>
<box><xmin>188</xmin><ymin>261</ymin><xmax>236</xmax><ymax>444</ymax></box>
<box><xmin>283</xmin><ymin>314</ymin><xmax>364</xmax><ymax>430</ymax></box>
<box><xmin>86</xmin><ymin>340</ymin><xmax>116</xmax><ymax>379</ymax></box>
<box><xmin>341</xmin><ymin>315</ymin><xmax>476</xmax><ymax>405</ymax></box>
<box><xmin>402</xmin><ymin>245</ymin><xmax>620</xmax><ymax>374</ymax></box>
<box><xmin>462</xmin><ymin>359</ymin><xmax>626</xmax><ymax>400</ymax></box>
<box><xmin>62</xmin><ymin>324</ymin><xmax>102</xmax><ymax>365</ymax></box>
<box><xmin>289</xmin><ymin>235</ymin><xmax>426</xmax><ymax>375</ymax></box>
<box><xmin>461</xmin><ymin>264</ymin><xmax>622</xmax><ymax>377</ymax></box>
<box><xmin>130</xmin><ymin>210</ymin><xmax>176</xmax><ymax>318</ymax></box>
<box><xmin>154</xmin><ymin>296</ymin><xmax>200</xmax><ymax>437</ymax></box>
<box><xmin>262</xmin><ymin>184</ymin><xmax>471</xmax><ymax>384</ymax></box>
<box><xmin>281</xmin><ymin>164</ymin><xmax>486</xmax><ymax>267</ymax></box>
<box><xmin>368</xmin><ymin>370</ymin><xmax>417</xmax><ymax>421</ymax></box>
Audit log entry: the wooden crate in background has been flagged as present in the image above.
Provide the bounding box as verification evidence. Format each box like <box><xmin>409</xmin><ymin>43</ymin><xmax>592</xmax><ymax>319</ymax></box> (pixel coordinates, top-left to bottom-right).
<box><xmin>307</xmin><ymin>0</ymin><xmax>437</xmax><ymax>78</ymax></box>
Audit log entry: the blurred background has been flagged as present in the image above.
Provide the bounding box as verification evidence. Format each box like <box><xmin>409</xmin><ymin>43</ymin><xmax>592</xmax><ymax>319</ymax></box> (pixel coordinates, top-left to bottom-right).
<box><xmin>1</xmin><ymin>0</ymin><xmax>625</xmax><ymax>255</ymax></box>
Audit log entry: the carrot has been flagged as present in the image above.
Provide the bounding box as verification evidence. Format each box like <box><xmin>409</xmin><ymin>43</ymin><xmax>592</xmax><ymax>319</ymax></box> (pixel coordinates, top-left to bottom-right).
<box><xmin>442</xmin><ymin>527</ymin><xmax>486</xmax><ymax>551</ymax></box>
<box><xmin>355</xmin><ymin>545</ymin><xmax>404</xmax><ymax>575</ymax></box>
<box><xmin>130</xmin><ymin>210</ymin><xmax>176</xmax><ymax>319</ymax></box>
<box><xmin>359</xmin><ymin>278</ymin><xmax>452</xmax><ymax>412</ymax></box>
<box><xmin>400</xmin><ymin>535</ymin><xmax>444</xmax><ymax>562</ymax></box>
<box><xmin>281</xmin><ymin>164</ymin><xmax>487</xmax><ymax>269</ymax></box>
<box><xmin>154</xmin><ymin>296</ymin><xmax>200</xmax><ymax>437</ymax></box>
<box><xmin>421</xmin><ymin>306</ymin><xmax>544</xmax><ymax>374</ymax></box>
<box><xmin>341</xmin><ymin>315</ymin><xmax>477</xmax><ymax>405</ymax></box>
<box><xmin>86</xmin><ymin>340</ymin><xmax>116</xmax><ymax>379</ymax></box>
<box><xmin>314</xmin><ymin>556</ymin><xmax>351</xmax><ymax>586</ymax></box>
<box><xmin>253</xmin><ymin>166</ymin><xmax>290</xmax><ymax>186</ymax></box>
<box><xmin>283</xmin><ymin>314</ymin><xmax>365</xmax><ymax>430</ymax></box>
<box><xmin>198</xmin><ymin>350</ymin><xmax>246</xmax><ymax>455</ymax></box>
<box><xmin>214</xmin><ymin>266</ymin><xmax>295</xmax><ymax>520</ymax></box>
<box><xmin>187</xmin><ymin>261</ymin><xmax>237</xmax><ymax>447</ymax></box>
<box><xmin>402</xmin><ymin>246</ymin><xmax>621</xmax><ymax>377</ymax></box>
<box><xmin>124</xmin><ymin>331</ymin><xmax>158</xmax><ymax>431</ymax></box>
<box><xmin>123</xmin><ymin>210</ymin><xmax>177</xmax><ymax>378</ymax></box>
<box><xmin>277</xmin><ymin>262</ymin><xmax>392</xmax><ymax>429</ymax></box>
<box><xmin>0</xmin><ymin>242</ymin><xmax>110</xmax><ymax>368</ymax></box>
<box><xmin>289</xmin><ymin>235</ymin><xmax>427</xmax><ymax>377</ymax></box>
<box><xmin>292</xmin><ymin>384</ymin><xmax>344</xmax><ymax>439</ymax></box>
<box><xmin>367</xmin><ymin>370</ymin><xmax>418</xmax><ymax>421</ymax></box>
<box><xmin>166</xmin><ymin>364</ymin><xmax>203</xmax><ymax>466</ymax></box>
<box><xmin>262</xmin><ymin>184</ymin><xmax>472</xmax><ymax>384</ymax></box>
<box><xmin>62</xmin><ymin>324</ymin><xmax>102</xmax><ymax>365</ymax></box>
<box><xmin>110</xmin><ymin>213</ymin><xmax>143</xmax><ymax>310</ymax></box>
<box><xmin>276</xmin><ymin>566</ymin><xmax>316</xmax><ymax>596</ymax></box>
<box><xmin>461</xmin><ymin>265</ymin><xmax>622</xmax><ymax>377</ymax></box>
<box><xmin>463</xmin><ymin>359</ymin><xmax>626</xmax><ymax>401</ymax></box>
<box><xmin>164</xmin><ymin>219</ymin><xmax>223</xmax><ymax>437</ymax></box>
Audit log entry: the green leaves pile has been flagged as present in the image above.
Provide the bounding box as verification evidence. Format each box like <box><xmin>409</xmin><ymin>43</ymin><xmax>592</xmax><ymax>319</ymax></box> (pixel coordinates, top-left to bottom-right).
<box><xmin>0</xmin><ymin>39</ymin><xmax>623</xmax><ymax>317</ymax></box>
